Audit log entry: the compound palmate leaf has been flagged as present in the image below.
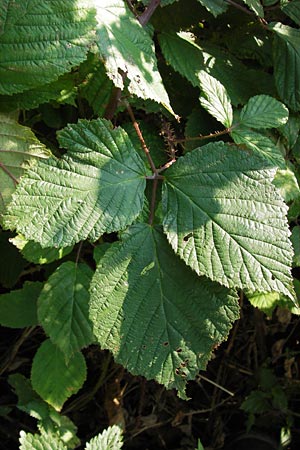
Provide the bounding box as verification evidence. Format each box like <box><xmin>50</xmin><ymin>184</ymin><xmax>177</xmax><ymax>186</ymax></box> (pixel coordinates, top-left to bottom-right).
<box><xmin>38</xmin><ymin>262</ymin><xmax>94</xmax><ymax>357</ymax></box>
<box><xmin>94</xmin><ymin>0</ymin><xmax>174</xmax><ymax>114</ymax></box>
<box><xmin>4</xmin><ymin>119</ymin><xmax>147</xmax><ymax>247</ymax></box>
<box><xmin>0</xmin><ymin>0</ymin><xmax>96</xmax><ymax>95</ymax></box>
<box><xmin>162</xmin><ymin>142</ymin><xmax>295</xmax><ymax>300</ymax></box>
<box><xmin>89</xmin><ymin>223</ymin><xmax>239</xmax><ymax>398</ymax></box>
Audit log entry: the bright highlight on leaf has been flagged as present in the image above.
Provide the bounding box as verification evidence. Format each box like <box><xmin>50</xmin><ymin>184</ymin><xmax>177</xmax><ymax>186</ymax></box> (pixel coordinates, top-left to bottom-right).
<box><xmin>4</xmin><ymin>119</ymin><xmax>147</xmax><ymax>247</ymax></box>
<box><xmin>239</xmin><ymin>95</ymin><xmax>289</xmax><ymax>128</ymax></box>
<box><xmin>31</xmin><ymin>339</ymin><xmax>87</xmax><ymax>411</ymax></box>
<box><xmin>198</xmin><ymin>71</ymin><xmax>233</xmax><ymax>128</ymax></box>
<box><xmin>94</xmin><ymin>0</ymin><xmax>175</xmax><ymax>115</ymax></box>
<box><xmin>90</xmin><ymin>224</ymin><xmax>239</xmax><ymax>398</ymax></box>
<box><xmin>38</xmin><ymin>262</ymin><xmax>94</xmax><ymax>357</ymax></box>
<box><xmin>162</xmin><ymin>142</ymin><xmax>295</xmax><ymax>300</ymax></box>
<box><xmin>0</xmin><ymin>1</ymin><xmax>96</xmax><ymax>95</ymax></box>
<box><xmin>85</xmin><ymin>425</ymin><xmax>123</xmax><ymax>450</ymax></box>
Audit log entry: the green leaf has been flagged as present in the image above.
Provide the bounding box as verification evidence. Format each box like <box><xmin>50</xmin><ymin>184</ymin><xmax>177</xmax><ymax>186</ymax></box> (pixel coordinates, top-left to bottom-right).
<box><xmin>19</xmin><ymin>430</ymin><xmax>67</xmax><ymax>450</ymax></box>
<box><xmin>38</xmin><ymin>262</ymin><xmax>94</xmax><ymax>356</ymax></box>
<box><xmin>31</xmin><ymin>340</ymin><xmax>87</xmax><ymax>411</ymax></box>
<box><xmin>0</xmin><ymin>74</ymin><xmax>78</xmax><ymax>113</ymax></box>
<box><xmin>10</xmin><ymin>235</ymin><xmax>73</xmax><ymax>265</ymax></box>
<box><xmin>291</xmin><ymin>226</ymin><xmax>300</xmax><ymax>267</ymax></box>
<box><xmin>0</xmin><ymin>1</ymin><xmax>96</xmax><ymax>95</ymax></box>
<box><xmin>241</xmin><ymin>0</ymin><xmax>264</xmax><ymax>17</ymax></box>
<box><xmin>231</xmin><ymin>128</ymin><xmax>286</xmax><ymax>168</ymax></box>
<box><xmin>162</xmin><ymin>141</ymin><xmax>295</xmax><ymax>300</ymax></box>
<box><xmin>198</xmin><ymin>71</ymin><xmax>233</xmax><ymax>128</ymax></box>
<box><xmin>0</xmin><ymin>281</ymin><xmax>42</xmax><ymax>328</ymax></box>
<box><xmin>247</xmin><ymin>291</ymin><xmax>283</xmax><ymax>316</ymax></box>
<box><xmin>278</xmin><ymin>113</ymin><xmax>300</xmax><ymax>150</ymax></box>
<box><xmin>158</xmin><ymin>32</ymin><xmax>275</xmax><ymax>106</ymax></box>
<box><xmin>9</xmin><ymin>374</ymin><xmax>49</xmax><ymax>420</ymax></box>
<box><xmin>273</xmin><ymin>166</ymin><xmax>300</xmax><ymax>202</ymax></box>
<box><xmin>94</xmin><ymin>0</ymin><xmax>175</xmax><ymax>115</ymax></box>
<box><xmin>90</xmin><ymin>224</ymin><xmax>239</xmax><ymax>398</ymax></box>
<box><xmin>270</xmin><ymin>23</ymin><xmax>300</xmax><ymax>111</ymax></box>
<box><xmin>282</xmin><ymin>0</ymin><xmax>300</xmax><ymax>25</ymax></box>
<box><xmin>0</xmin><ymin>230</ymin><xmax>27</xmax><ymax>288</ymax></box>
<box><xmin>85</xmin><ymin>425</ymin><xmax>123</xmax><ymax>450</ymax></box>
<box><xmin>4</xmin><ymin>119</ymin><xmax>147</xmax><ymax>247</ymax></box>
<box><xmin>0</xmin><ymin>113</ymin><xmax>51</xmax><ymax>219</ymax></box>
<box><xmin>197</xmin><ymin>0</ymin><xmax>228</xmax><ymax>17</ymax></box>
<box><xmin>239</xmin><ymin>95</ymin><xmax>289</xmax><ymax>129</ymax></box>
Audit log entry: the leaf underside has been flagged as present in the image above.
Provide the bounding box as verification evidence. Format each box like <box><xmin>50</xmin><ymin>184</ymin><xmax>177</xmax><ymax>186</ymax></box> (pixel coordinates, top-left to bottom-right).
<box><xmin>90</xmin><ymin>224</ymin><xmax>239</xmax><ymax>398</ymax></box>
<box><xmin>162</xmin><ymin>142</ymin><xmax>294</xmax><ymax>300</ymax></box>
<box><xmin>4</xmin><ymin>119</ymin><xmax>147</xmax><ymax>247</ymax></box>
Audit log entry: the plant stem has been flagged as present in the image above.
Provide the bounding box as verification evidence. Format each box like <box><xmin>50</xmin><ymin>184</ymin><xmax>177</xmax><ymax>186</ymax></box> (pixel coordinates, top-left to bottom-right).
<box><xmin>0</xmin><ymin>161</ymin><xmax>19</xmax><ymax>185</ymax></box>
<box><xmin>174</xmin><ymin>127</ymin><xmax>231</xmax><ymax>144</ymax></box>
<box><xmin>139</xmin><ymin>0</ymin><xmax>161</xmax><ymax>26</ymax></box>
<box><xmin>125</xmin><ymin>100</ymin><xmax>157</xmax><ymax>175</ymax></box>
<box><xmin>225</xmin><ymin>0</ymin><xmax>255</xmax><ymax>15</ymax></box>
<box><xmin>149</xmin><ymin>178</ymin><xmax>158</xmax><ymax>226</ymax></box>
<box><xmin>104</xmin><ymin>86</ymin><xmax>122</xmax><ymax>121</ymax></box>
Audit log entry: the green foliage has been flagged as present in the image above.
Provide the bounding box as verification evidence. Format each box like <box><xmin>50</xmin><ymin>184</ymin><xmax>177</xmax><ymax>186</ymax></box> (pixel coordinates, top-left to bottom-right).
<box><xmin>1</xmin><ymin>0</ymin><xmax>300</xmax><ymax>442</ymax></box>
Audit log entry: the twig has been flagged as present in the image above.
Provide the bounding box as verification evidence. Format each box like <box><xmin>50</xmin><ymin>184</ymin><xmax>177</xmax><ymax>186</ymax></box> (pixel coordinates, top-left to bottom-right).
<box><xmin>174</xmin><ymin>127</ymin><xmax>231</xmax><ymax>144</ymax></box>
<box><xmin>225</xmin><ymin>0</ymin><xmax>255</xmax><ymax>15</ymax></box>
<box><xmin>75</xmin><ymin>241</ymin><xmax>83</xmax><ymax>265</ymax></box>
<box><xmin>104</xmin><ymin>87</ymin><xmax>122</xmax><ymax>121</ymax></box>
<box><xmin>138</xmin><ymin>0</ymin><xmax>161</xmax><ymax>26</ymax></box>
<box><xmin>198</xmin><ymin>373</ymin><xmax>235</xmax><ymax>397</ymax></box>
<box><xmin>0</xmin><ymin>326</ymin><xmax>36</xmax><ymax>376</ymax></box>
<box><xmin>125</xmin><ymin>101</ymin><xmax>157</xmax><ymax>175</ymax></box>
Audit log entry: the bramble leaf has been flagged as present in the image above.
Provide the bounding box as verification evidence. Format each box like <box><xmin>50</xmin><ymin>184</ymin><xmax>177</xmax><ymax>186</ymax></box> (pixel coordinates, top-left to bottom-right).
<box><xmin>94</xmin><ymin>0</ymin><xmax>174</xmax><ymax>115</ymax></box>
<box><xmin>162</xmin><ymin>142</ymin><xmax>295</xmax><ymax>300</ymax></box>
<box><xmin>19</xmin><ymin>430</ymin><xmax>67</xmax><ymax>450</ymax></box>
<box><xmin>0</xmin><ymin>113</ymin><xmax>51</xmax><ymax>219</ymax></box>
<box><xmin>239</xmin><ymin>95</ymin><xmax>288</xmax><ymax>128</ymax></box>
<box><xmin>282</xmin><ymin>0</ymin><xmax>300</xmax><ymax>25</ymax></box>
<box><xmin>31</xmin><ymin>340</ymin><xmax>86</xmax><ymax>411</ymax></box>
<box><xmin>90</xmin><ymin>224</ymin><xmax>239</xmax><ymax>398</ymax></box>
<box><xmin>270</xmin><ymin>23</ymin><xmax>300</xmax><ymax>111</ymax></box>
<box><xmin>85</xmin><ymin>425</ymin><xmax>123</xmax><ymax>450</ymax></box>
<box><xmin>38</xmin><ymin>262</ymin><xmax>94</xmax><ymax>357</ymax></box>
<box><xmin>0</xmin><ymin>1</ymin><xmax>96</xmax><ymax>95</ymax></box>
<box><xmin>198</xmin><ymin>71</ymin><xmax>233</xmax><ymax>128</ymax></box>
<box><xmin>4</xmin><ymin>119</ymin><xmax>147</xmax><ymax>247</ymax></box>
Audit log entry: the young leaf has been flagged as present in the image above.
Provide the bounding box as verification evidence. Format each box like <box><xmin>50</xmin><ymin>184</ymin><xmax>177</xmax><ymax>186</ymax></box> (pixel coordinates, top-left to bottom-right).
<box><xmin>198</xmin><ymin>71</ymin><xmax>233</xmax><ymax>128</ymax></box>
<box><xmin>19</xmin><ymin>430</ymin><xmax>67</xmax><ymax>450</ymax></box>
<box><xmin>38</xmin><ymin>262</ymin><xmax>94</xmax><ymax>357</ymax></box>
<box><xmin>4</xmin><ymin>119</ymin><xmax>147</xmax><ymax>247</ymax></box>
<box><xmin>90</xmin><ymin>224</ymin><xmax>239</xmax><ymax>398</ymax></box>
<box><xmin>0</xmin><ymin>1</ymin><xmax>96</xmax><ymax>95</ymax></box>
<box><xmin>270</xmin><ymin>23</ymin><xmax>300</xmax><ymax>111</ymax></box>
<box><xmin>162</xmin><ymin>141</ymin><xmax>295</xmax><ymax>300</ymax></box>
<box><xmin>231</xmin><ymin>128</ymin><xmax>286</xmax><ymax>168</ymax></box>
<box><xmin>0</xmin><ymin>281</ymin><xmax>42</xmax><ymax>328</ymax></box>
<box><xmin>239</xmin><ymin>95</ymin><xmax>288</xmax><ymax>129</ymax></box>
<box><xmin>31</xmin><ymin>340</ymin><xmax>86</xmax><ymax>411</ymax></box>
<box><xmin>0</xmin><ymin>113</ymin><xmax>51</xmax><ymax>219</ymax></box>
<box><xmin>85</xmin><ymin>425</ymin><xmax>123</xmax><ymax>450</ymax></box>
<box><xmin>94</xmin><ymin>0</ymin><xmax>174</xmax><ymax>115</ymax></box>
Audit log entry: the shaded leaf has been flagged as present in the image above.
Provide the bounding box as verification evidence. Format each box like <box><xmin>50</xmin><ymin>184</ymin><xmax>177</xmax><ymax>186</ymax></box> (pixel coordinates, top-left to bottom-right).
<box><xmin>273</xmin><ymin>166</ymin><xmax>300</xmax><ymax>202</ymax></box>
<box><xmin>0</xmin><ymin>1</ymin><xmax>96</xmax><ymax>95</ymax></box>
<box><xmin>94</xmin><ymin>0</ymin><xmax>174</xmax><ymax>114</ymax></box>
<box><xmin>0</xmin><ymin>230</ymin><xmax>27</xmax><ymax>288</ymax></box>
<box><xmin>291</xmin><ymin>226</ymin><xmax>300</xmax><ymax>266</ymax></box>
<box><xmin>4</xmin><ymin>119</ymin><xmax>147</xmax><ymax>247</ymax></box>
<box><xmin>282</xmin><ymin>0</ymin><xmax>300</xmax><ymax>25</ymax></box>
<box><xmin>90</xmin><ymin>224</ymin><xmax>239</xmax><ymax>398</ymax></box>
<box><xmin>239</xmin><ymin>95</ymin><xmax>288</xmax><ymax>129</ymax></box>
<box><xmin>197</xmin><ymin>0</ymin><xmax>228</xmax><ymax>16</ymax></box>
<box><xmin>0</xmin><ymin>281</ymin><xmax>42</xmax><ymax>328</ymax></box>
<box><xmin>31</xmin><ymin>340</ymin><xmax>86</xmax><ymax>411</ymax></box>
<box><xmin>198</xmin><ymin>71</ymin><xmax>233</xmax><ymax>128</ymax></box>
<box><xmin>270</xmin><ymin>22</ymin><xmax>300</xmax><ymax>111</ymax></box>
<box><xmin>162</xmin><ymin>142</ymin><xmax>295</xmax><ymax>300</ymax></box>
<box><xmin>38</xmin><ymin>262</ymin><xmax>94</xmax><ymax>356</ymax></box>
<box><xmin>242</xmin><ymin>0</ymin><xmax>264</xmax><ymax>17</ymax></box>
<box><xmin>231</xmin><ymin>128</ymin><xmax>285</xmax><ymax>168</ymax></box>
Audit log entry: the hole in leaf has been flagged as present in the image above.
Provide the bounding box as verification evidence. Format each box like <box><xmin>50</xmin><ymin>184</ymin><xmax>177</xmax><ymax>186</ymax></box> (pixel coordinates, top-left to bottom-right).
<box><xmin>183</xmin><ymin>233</ymin><xmax>193</xmax><ymax>242</ymax></box>
<box><xmin>163</xmin><ymin>341</ymin><xmax>169</xmax><ymax>346</ymax></box>
<box><xmin>176</xmin><ymin>348</ymin><xmax>182</xmax><ymax>353</ymax></box>
<box><xmin>175</xmin><ymin>368</ymin><xmax>181</xmax><ymax>375</ymax></box>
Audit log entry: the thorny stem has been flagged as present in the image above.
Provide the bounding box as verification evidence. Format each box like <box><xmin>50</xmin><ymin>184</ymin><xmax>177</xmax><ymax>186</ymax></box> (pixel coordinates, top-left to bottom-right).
<box><xmin>138</xmin><ymin>0</ymin><xmax>161</xmax><ymax>26</ymax></box>
<box><xmin>174</xmin><ymin>127</ymin><xmax>232</xmax><ymax>144</ymax></box>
